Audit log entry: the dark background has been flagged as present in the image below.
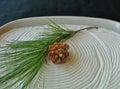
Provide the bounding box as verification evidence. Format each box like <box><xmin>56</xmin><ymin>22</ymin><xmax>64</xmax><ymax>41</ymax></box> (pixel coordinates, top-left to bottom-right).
<box><xmin>0</xmin><ymin>0</ymin><xmax>120</xmax><ymax>26</ymax></box>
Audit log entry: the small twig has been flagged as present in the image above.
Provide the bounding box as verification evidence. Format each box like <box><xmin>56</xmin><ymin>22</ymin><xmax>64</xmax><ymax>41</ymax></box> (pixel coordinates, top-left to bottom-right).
<box><xmin>76</xmin><ymin>26</ymin><xmax>98</xmax><ymax>33</ymax></box>
<box><xmin>60</xmin><ymin>26</ymin><xmax>98</xmax><ymax>42</ymax></box>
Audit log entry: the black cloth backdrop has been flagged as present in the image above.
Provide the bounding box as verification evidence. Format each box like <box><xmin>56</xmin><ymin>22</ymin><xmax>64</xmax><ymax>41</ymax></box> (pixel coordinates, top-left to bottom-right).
<box><xmin>0</xmin><ymin>0</ymin><xmax>120</xmax><ymax>26</ymax></box>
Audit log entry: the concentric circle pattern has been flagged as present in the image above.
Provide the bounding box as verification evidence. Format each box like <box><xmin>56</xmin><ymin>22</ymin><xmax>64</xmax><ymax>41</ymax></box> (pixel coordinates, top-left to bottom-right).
<box><xmin>0</xmin><ymin>25</ymin><xmax>120</xmax><ymax>89</ymax></box>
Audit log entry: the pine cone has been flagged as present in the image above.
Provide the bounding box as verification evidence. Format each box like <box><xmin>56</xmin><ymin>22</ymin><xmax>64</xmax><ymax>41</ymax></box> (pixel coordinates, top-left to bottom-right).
<box><xmin>48</xmin><ymin>42</ymin><xmax>69</xmax><ymax>64</ymax></box>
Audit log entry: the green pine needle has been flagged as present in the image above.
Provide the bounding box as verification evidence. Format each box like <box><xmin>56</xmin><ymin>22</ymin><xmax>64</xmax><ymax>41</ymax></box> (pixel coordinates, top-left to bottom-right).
<box><xmin>0</xmin><ymin>20</ymin><xmax>97</xmax><ymax>89</ymax></box>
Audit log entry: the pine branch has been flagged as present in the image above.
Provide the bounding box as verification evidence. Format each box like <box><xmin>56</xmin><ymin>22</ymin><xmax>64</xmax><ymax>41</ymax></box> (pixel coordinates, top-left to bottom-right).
<box><xmin>0</xmin><ymin>20</ymin><xmax>98</xmax><ymax>89</ymax></box>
